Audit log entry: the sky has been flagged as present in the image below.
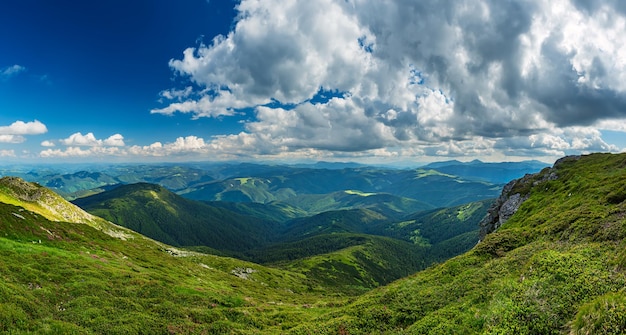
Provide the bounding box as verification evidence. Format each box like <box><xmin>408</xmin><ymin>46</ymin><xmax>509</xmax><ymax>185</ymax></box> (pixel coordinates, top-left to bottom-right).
<box><xmin>2</xmin><ymin>0</ymin><xmax>626</xmax><ymax>165</ymax></box>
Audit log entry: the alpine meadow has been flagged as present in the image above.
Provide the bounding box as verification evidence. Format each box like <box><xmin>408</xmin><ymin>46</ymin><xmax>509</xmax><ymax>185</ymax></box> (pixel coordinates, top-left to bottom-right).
<box><xmin>2</xmin><ymin>0</ymin><xmax>626</xmax><ymax>334</ymax></box>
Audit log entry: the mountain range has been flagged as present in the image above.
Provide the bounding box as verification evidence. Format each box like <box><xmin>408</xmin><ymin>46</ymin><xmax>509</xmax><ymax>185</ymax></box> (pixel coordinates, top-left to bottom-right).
<box><xmin>0</xmin><ymin>160</ymin><xmax>545</xmax><ymax>203</ymax></box>
<box><xmin>3</xmin><ymin>154</ymin><xmax>623</xmax><ymax>333</ymax></box>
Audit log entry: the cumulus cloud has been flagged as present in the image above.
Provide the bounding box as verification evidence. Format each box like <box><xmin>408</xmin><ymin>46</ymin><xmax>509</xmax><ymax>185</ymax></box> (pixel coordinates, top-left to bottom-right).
<box><xmin>59</xmin><ymin>132</ymin><xmax>125</xmax><ymax>147</ymax></box>
<box><xmin>103</xmin><ymin>134</ymin><xmax>125</xmax><ymax>147</ymax></box>
<box><xmin>41</xmin><ymin>135</ymin><xmax>207</xmax><ymax>159</ymax></box>
<box><xmin>148</xmin><ymin>0</ymin><xmax>626</xmax><ymax>160</ymax></box>
<box><xmin>40</xmin><ymin>146</ymin><xmax>123</xmax><ymax>158</ymax></box>
<box><xmin>40</xmin><ymin>140</ymin><xmax>55</xmax><ymax>147</ymax></box>
<box><xmin>0</xmin><ymin>120</ymin><xmax>47</xmax><ymax>143</ymax></box>
<box><xmin>0</xmin><ymin>120</ymin><xmax>47</xmax><ymax>135</ymax></box>
<box><xmin>0</xmin><ymin>65</ymin><xmax>26</xmax><ymax>80</ymax></box>
<box><xmin>128</xmin><ymin>136</ymin><xmax>208</xmax><ymax>156</ymax></box>
<box><xmin>60</xmin><ymin>132</ymin><xmax>102</xmax><ymax>146</ymax></box>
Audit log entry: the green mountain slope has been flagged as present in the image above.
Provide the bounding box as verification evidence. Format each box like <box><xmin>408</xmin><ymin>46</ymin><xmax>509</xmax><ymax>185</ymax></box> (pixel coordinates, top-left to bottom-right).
<box><xmin>244</xmin><ymin>202</ymin><xmax>490</xmax><ymax>293</ymax></box>
<box><xmin>279</xmin><ymin>190</ymin><xmax>433</xmax><ymax>217</ymax></box>
<box><xmin>72</xmin><ymin>183</ymin><xmax>281</xmax><ymax>253</ymax></box>
<box><xmin>290</xmin><ymin>153</ymin><xmax>626</xmax><ymax>334</ymax></box>
<box><xmin>0</xmin><ymin>176</ymin><xmax>130</xmax><ymax>237</ymax></box>
<box><xmin>0</xmin><ymin>182</ymin><xmax>352</xmax><ymax>334</ymax></box>
<box><xmin>278</xmin><ymin>234</ymin><xmax>431</xmax><ymax>294</ymax></box>
<box><xmin>378</xmin><ymin>199</ymin><xmax>491</xmax><ymax>260</ymax></box>
<box><xmin>278</xmin><ymin>208</ymin><xmax>389</xmax><ymax>241</ymax></box>
<box><xmin>205</xmin><ymin>200</ymin><xmax>307</xmax><ymax>223</ymax></box>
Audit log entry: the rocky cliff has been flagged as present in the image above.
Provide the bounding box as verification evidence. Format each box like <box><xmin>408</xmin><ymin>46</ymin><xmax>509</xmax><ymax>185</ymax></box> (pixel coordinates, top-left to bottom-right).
<box><xmin>478</xmin><ymin>155</ymin><xmax>580</xmax><ymax>240</ymax></box>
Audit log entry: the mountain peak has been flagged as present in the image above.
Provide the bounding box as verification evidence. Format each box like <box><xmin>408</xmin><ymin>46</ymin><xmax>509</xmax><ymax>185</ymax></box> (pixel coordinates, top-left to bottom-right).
<box><xmin>0</xmin><ymin>176</ymin><xmax>47</xmax><ymax>202</ymax></box>
<box><xmin>0</xmin><ymin>176</ymin><xmax>132</xmax><ymax>239</ymax></box>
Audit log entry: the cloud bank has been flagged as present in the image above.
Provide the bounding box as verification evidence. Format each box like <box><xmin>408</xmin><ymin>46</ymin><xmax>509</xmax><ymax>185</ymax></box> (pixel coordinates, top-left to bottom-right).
<box><xmin>147</xmin><ymin>0</ymin><xmax>626</xmax><ymax>161</ymax></box>
<box><xmin>40</xmin><ymin>135</ymin><xmax>213</xmax><ymax>160</ymax></box>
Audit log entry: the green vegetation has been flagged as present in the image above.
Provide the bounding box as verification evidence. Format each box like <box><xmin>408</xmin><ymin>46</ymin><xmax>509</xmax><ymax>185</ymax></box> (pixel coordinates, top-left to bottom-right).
<box><xmin>289</xmin><ymin>153</ymin><xmax>626</xmax><ymax>334</ymax></box>
<box><xmin>280</xmin><ymin>190</ymin><xmax>433</xmax><ymax>218</ymax></box>
<box><xmin>0</xmin><ymin>200</ymin><xmax>346</xmax><ymax>334</ymax></box>
<box><xmin>72</xmin><ymin>183</ymin><xmax>280</xmax><ymax>253</ymax></box>
<box><xmin>73</xmin><ymin>184</ymin><xmax>487</xmax><ymax>295</ymax></box>
<box><xmin>6</xmin><ymin>153</ymin><xmax>618</xmax><ymax>334</ymax></box>
<box><xmin>180</xmin><ymin>166</ymin><xmax>502</xmax><ymax>208</ymax></box>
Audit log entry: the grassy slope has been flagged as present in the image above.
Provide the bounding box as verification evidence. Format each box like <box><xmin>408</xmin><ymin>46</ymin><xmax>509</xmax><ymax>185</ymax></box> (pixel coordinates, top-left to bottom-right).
<box><xmin>0</xmin><ymin>195</ymin><xmax>343</xmax><ymax>334</ymax></box>
<box><xmin>277</xmin><ymin>234</ymin><xmax>432</xmax><ymax>294</ymax></box>
<box><xmin>289</xmin><ymin>153</ymin><xmax>626</xmax><ymax>334</ymax></box>
<box><xmin>72</xmin><ymin>183</ymin><xmax>281</xmax><ymax>253</ymax></box>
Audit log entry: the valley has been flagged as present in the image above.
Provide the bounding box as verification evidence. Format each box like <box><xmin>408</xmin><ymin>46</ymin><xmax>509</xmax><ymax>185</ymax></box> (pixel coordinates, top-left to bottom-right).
<box><xmin>4</xmin><ymin>156</ymin><xmax>624</xmax><ymax>333</ymax></box>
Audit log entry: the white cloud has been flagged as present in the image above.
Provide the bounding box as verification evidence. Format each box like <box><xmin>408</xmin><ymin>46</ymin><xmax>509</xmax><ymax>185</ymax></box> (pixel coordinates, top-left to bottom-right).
<box><xmin>128</xmin><ymin>136</ymin><xmax>208</xmax><ymax>156</ymax></box>
<box><xmin>0</xmin><ymin>149</ymin><xmax>16</xmax><ymax>157</ymax></box>
<box><xmin>40</xmin><ymin>146</ymin><xmax>123</xmax><ymax>158</ymax></box>
<box><xmin>0</xmin><ymin>135</ymin><xmax>25</xmax><ymax>144</ymax></box>
<box><xmin>0</xmin><ymin>65</ymin><xmax>26</xmax><ymax>80</ymax></box>
<box><xmin>103</xmin><ymin>134</ymin><xmax>125</xmax><ymax>147</ymax></box>
<box><xmin>59</xmin><ymin>132</ymin><xmax>125</xmax><ymax>147</ymax></box>
<box><xmin>40</xmin><ymin>140</ymin><xmax>55</xmax><ymax>147</ymax></box>
<box><xmin>147</xmin><ymin>0</ymin><xmax>626</xmax><ymax>161</ymax></box>
<box><xmin>60</xmin><ymin>132</ymin><xmax>102</xmax><ymax>146</ymax></box>
<box><xmin>41</xmin><ymin>135</ymin><xmax>209</xmax><ymax>159</ymax></box>
<box><xmin>0</xmin><ymin>120</ymin><xmax>47</xmax><ymax>135</ymax></box>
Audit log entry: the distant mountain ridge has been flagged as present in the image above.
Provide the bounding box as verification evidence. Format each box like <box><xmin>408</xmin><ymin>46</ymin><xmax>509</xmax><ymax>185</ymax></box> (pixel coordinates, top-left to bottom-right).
<box><xmin>0</xmin><ymin>160</ymin><xmax>546</xmax><ymax>205</ymax></box>
<box><xmin>423</xmin><ymin>159</ymin><xmax>549</xmax><ymax>183</ymax></box>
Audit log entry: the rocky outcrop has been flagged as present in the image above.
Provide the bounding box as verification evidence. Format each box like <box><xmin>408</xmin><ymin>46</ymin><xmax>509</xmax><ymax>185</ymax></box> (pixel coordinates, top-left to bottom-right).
<box><xmin>478</xmin><ymin>156</ymin><xmax>578</xmax><ymax>240</ymax></box>
<box><xmin>478</xmin><ymin>179</ymin><xmax>529</xmax><ymax>240</ymax></box>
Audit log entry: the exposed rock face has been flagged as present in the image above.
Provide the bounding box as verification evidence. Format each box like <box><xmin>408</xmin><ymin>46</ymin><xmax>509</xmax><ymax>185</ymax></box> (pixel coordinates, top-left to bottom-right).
<box><xmin>478</xmin><ymin>179</ymin><xmax>529</xmax><ymax>240</ymax></box>
<box><xmin>478</xmin><ymin>156</ymin><xmax>578</xmax><ymax>240</ymax></box>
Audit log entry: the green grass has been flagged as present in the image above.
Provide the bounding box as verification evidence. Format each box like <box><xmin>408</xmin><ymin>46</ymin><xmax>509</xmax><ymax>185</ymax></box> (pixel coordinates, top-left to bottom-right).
<box><xmin>4</xmin><ymin>153</ymin><xmax>626</xmax><ymax>333</ymax></box>
<box><xmin>0</xmin><ymin>199</ymin><xmax>348</xmax><ymax>334</ymax></box>
<box><xmin>288</xmin><ymin>153</ymin><xmax>626</xmax><ymax>334</ymax></box>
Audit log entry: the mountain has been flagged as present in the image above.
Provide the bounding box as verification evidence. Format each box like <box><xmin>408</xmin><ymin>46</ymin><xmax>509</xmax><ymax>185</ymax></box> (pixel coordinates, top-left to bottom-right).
<box><xmin>0</xmin><ymin>175</ymin><xmax>495</xmax><ymax>332</ymax></box>
<box><xmin>278</xmin><ymin>190</ymin><xmax>433</xmax><ymax>218</ymax></box>
<box><xmin>0</xmin><ymin>178</ymin><xmax>353</xmax><ymax>333</ymax></box>
<box><xmin>277</xmin><ymin>234</ymin><xmax>431</xmax><ymax>294</ymax></box>
<box><xmin>378</xmin><ymin>199</ymin><xmax>492</xmax><ymax>260</ymax></box>
<box><xmin>73</xmin><ymin>181</ymin><xmax>487</xmax><ymax>295</ymax></box>
<box><xmin>72</xmin><ymin>183</ymin><xmax>280</xmax><ymax>253</ymax></box>
<box><xmin>243</xmin><ymin>201</ymin><xmax>490</xmax><ymax>293</ymax></box>
<box><xmin>293</xmin><ymin>153</ymin><xmax>626</xmax><ymax>334</ymax></box>
<box><xmin>204</xmin><ymin>200</ymin><xmax>307</xmax><ymax>223</ymax></box>
<box><xmin>3</xmin><ymin>161</ymin><xmax>546</xmax><ymax>207</ymax></box>
<box><xmin>182</xmin><ymin>167</ymin><xmax>501</xmax><ymax>208</ymax></box>
<box><xmin>277</xmin><ymin>208</ymin><xmax>389</xmax><ymax>241</ymax></box>
<box><xmin>0</xmin><ymin>176</ymin><xmax>126</xmax><ymax>235</ymax></box>
<box><xmin>423</xmin><ymin>159</ymin><xmax>549</xmax><ymax>183</ymax></box>
<box><xmin>4</xmin><ymin>153</ymin><xmax>621</xmax><ymax>333</ymax></box>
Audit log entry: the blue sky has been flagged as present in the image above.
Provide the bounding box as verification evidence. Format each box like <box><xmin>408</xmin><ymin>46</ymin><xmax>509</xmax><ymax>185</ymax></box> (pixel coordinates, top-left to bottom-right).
<box><xmin>2</xmin><ymin>0</ymin><xmax>626</xmax><ymax>164</ymax></box>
